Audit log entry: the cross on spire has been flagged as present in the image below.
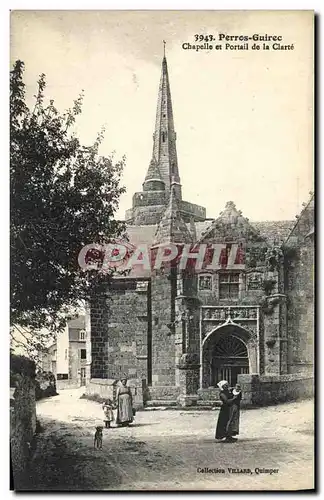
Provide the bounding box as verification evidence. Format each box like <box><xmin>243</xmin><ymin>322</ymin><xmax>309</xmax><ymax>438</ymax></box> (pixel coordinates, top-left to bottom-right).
<box><xmin>163</xmin><ymin>40</ymin><xmax>166</xmax><ymax>57</ymax></box>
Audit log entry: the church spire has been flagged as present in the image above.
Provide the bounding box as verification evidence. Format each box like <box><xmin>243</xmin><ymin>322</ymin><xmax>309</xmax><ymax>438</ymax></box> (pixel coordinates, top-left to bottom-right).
<box><xmin>153</xmin><ymin>180</ymin><xmax>192</xmax><ymax>246</ymax></box>
<box><xmin>149</xmin><ymin>45</ymin><xmax>181</xmax><ymax>196</ymax></box>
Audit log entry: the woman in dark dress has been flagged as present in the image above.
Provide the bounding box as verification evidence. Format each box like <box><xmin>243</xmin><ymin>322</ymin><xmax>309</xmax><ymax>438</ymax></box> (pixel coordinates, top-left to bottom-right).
<box><xmin>215</xmin><ymin>380</ymin><xmax>240</xmax><ymax>443</ymax></box>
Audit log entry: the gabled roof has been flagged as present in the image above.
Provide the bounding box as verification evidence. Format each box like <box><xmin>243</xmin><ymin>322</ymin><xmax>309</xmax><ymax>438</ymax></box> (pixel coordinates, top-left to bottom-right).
<box><xmin>197</xmin><ymin>201</ymin><xmax>265</xmax><ymax>243</ymax></box>
<box><xmin>285</xmin><ymin>193</ymin><xmax>314</xmax><ymax>244</ymax></box>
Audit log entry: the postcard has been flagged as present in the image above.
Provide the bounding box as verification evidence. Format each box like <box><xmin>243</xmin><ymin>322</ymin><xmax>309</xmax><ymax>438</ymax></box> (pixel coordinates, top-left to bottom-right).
<box><xmin>10</xmin><ymin>10</ymin><xmax>314</xmax><ymax>491</ymax></box>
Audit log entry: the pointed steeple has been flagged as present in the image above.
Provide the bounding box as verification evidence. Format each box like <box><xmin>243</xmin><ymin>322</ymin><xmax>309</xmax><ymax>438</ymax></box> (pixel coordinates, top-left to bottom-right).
<box><xmin>143</xmin><ymin>157</ymin><xmax>165</xmax><ymax>192</ymax></box>
<box><xmin>151</xmin><ymin>45</ymin><xmax>181</xmax><ymax>196</ymax></box>
<box><xmin>153</xmin><ymin>180</ymin><xmax>192</xmax><ymax>246</ymax></box>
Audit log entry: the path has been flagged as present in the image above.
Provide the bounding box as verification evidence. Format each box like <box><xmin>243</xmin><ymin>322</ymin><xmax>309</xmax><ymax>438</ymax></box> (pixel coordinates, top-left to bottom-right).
<box><xmin>26</xmin><ymin>389</ymin><xmax>314</xmax><ymax>491</ymax></box>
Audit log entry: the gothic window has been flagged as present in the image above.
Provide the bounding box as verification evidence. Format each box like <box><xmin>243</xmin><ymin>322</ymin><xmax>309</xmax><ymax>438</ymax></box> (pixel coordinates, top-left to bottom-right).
<box><xmin>219</xmin><ymin>272</ymin><xmax>240</xmax><ymax>299</ymax></box>
<box><xmin>198</xmin><ymin>274</ymin><xmax>212</xmax><ymax>291</ymax></box>
<box><xmin>79</xmin><ymin>330</ymin><xmax>85</xmax><ymax>341</ymax></box>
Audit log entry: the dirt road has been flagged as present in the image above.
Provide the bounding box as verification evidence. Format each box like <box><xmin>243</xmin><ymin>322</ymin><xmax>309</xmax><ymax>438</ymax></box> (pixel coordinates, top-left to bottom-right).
<box><xmin>25</xmin><ymin>388</ymin><xmax>314</xmax><ymax>491</ymax></box>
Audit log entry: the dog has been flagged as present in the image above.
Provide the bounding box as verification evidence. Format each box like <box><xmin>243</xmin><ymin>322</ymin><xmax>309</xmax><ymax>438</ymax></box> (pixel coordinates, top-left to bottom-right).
<box><xmin>94</xmin><ymin>426</ymin><xmax>103</xmax><ymax>450</ymax></box>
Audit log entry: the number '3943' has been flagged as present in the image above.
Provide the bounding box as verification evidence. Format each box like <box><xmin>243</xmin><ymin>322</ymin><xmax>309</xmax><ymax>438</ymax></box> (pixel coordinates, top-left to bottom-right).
<box><xmin>195</xmin><ymin>34</ymin><xmax>215</xmax><ymax>42</ymax></box>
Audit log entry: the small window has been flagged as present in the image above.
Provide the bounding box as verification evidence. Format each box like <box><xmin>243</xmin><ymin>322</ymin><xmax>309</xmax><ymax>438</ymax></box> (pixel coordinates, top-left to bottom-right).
<box><xmin>198</xmin><ymin>275</ymin><xmax>212</xmax><ymax>291</ymax></box>
<box><xmin>64</xmin><ymin>349</ymin><xmax>68</xmax><ymax>360</ymax></box>
<box><xmin>219</xmin><ymin>272</ymin><xmax>240</xmax><ymax>299</ymax></box>
<box><xmin>162</xmin><ymin>131</ymin><xmax>166</xmax><ymax>142</ymax></box>
<box><xmin>177</xmin><ymin>275</ymin><xmax>183</xmax><ymax>295</ymax></box>
<box><xmin>80</xmin><ymin>349</ymin><xmax>86</xmax><ymax>360</ymax></box>
<box><xmin>136</xmin><ymin>281</ymin><xmax>148</xmax><ymax>292</ymax></box>
<box><xmin>79</xmin><ymin>330</ymin><xmax>85</xmax><ymax>341</ymax></box>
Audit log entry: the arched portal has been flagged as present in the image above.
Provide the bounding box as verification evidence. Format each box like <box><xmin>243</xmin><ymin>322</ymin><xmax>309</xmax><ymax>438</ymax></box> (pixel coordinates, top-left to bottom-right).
<box><xmin>202</xmin><ymin>324</ymin><xmax>250</xmax><ymax>388</ymax></box>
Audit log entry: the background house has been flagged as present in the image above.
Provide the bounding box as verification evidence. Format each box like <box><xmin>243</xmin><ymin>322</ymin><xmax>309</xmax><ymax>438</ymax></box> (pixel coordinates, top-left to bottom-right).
<box><xmin>39</xmin><ymin>315</ymin><xmax>87</xmax><ymax>389</ymax></box>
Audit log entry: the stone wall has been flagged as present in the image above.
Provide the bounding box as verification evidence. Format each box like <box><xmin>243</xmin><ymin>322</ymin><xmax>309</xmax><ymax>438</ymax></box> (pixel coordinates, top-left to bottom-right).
<box><xmin>90</xmin><ymin>291</ymin><xmax>109</xmax><ymax>379</ymax></box>
<box><xmin>86</xmin><ymin>378</ymin><xmax>144</xmax><ymax>409</ymax></box>
<box><xmin>237</xmin><ymin>373</ymin><xmax>314</xmax><ymax>406</ymax></box>
<box><xmin>285</xmin><ymin>195</ymin><xmax>314</xmax><ymax>374</ymax></box>
<box><xmin>10</xmin><ymin>356</ymin><xmax>36</xmax><ymax>490</ymax></box>
<box><xmin>90</xmin><ymin>280</ymin><xmax>150</xmax><ymax>381</ymax></box>
<box><xmin>56</xmin><ymin>379</ymin><xmax>81</xmax><ymax>390</ymax></box>
<box><xmin>286</xmin><ymin>239</ymin><xmax>314</xmax><ymax>374</ymax></box>
<box><xmin>131</xmin><ymin>205</ymin><xmax>166</xmax><ymax>225</ymax></box>
<box><xmin>107</xmin><ymin>280</ymin><xmax>149</xmax><ymax>380</ymax></box>
<box><xmin>151</xmin><ymin>271</ymin><xmax>176</xmax><ymax>386</ymax></box>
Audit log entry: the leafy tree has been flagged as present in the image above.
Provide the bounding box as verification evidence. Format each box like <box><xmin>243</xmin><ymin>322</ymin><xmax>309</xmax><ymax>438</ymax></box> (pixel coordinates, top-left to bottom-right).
<box><xmin>10</xmin><ymin>60</ymin><xmax>126</xmax><ymax>338</ymax></box>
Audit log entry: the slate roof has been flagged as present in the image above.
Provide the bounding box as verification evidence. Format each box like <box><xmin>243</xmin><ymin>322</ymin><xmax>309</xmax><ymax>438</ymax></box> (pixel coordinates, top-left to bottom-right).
<box><xmin>125</xmin><ymin>220</ymin><xmax>294</xmax><ymax>248</ymax></box>
<box><xmin>120</xmin><ymin>217</ymin><xmax>294</xmax><ymax>279</ymax></box>
<box><xmin>251</xmin><ymin>220</ymin><xmax>294</xmax><ymax>243</ymax></box>
<box><xmin>68</xmin><ymin>316</ymin><xmax>85</xmax><ymax>329</ymax></box>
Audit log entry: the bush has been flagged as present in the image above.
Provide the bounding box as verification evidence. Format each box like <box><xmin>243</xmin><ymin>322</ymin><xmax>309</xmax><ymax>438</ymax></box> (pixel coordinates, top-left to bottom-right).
<box><xmin>35</xmin><ymin>370</ymin><xmax>58</xmax><ymax>400</ymax></box>
<box><xmin>10</xmin><ymin>354</ymin><xmax>36</xmax><ymax>387</ymax></box>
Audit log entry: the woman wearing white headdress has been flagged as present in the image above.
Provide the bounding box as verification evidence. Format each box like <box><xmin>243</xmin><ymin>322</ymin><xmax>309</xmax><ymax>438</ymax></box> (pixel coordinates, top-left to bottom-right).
<box><xmin>215</xmin><ymin>380</ymin><xmax>239</xmax><ymax>442</ymax></box>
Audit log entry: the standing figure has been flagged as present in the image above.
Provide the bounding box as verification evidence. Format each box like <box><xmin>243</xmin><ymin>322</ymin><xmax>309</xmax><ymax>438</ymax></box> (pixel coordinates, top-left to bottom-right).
<box><xmin>102</xmin><ymin>399</ymin><xmax>114</xmax><ymax>429</ymax></box>
<box><xmin>215</xmin><ymin>380</ymin><xmax>239</xmax><ymax>443</ymax></box>
<box><xmin>115</xmin><ymin>377</ymin><xmax>134</xmax><ymax>427</ymax></box>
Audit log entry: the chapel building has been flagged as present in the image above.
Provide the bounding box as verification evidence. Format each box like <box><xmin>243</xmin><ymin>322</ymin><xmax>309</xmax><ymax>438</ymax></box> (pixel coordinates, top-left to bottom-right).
<box><xmin>86</xmin><ymin>54</ymin><xmax>314</xmax><ymax>406</ymax></box>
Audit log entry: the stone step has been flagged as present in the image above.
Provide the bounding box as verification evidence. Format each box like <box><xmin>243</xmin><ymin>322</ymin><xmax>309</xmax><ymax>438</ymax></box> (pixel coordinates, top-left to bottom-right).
<box><xmin>145</xmin><ymin>400</ymin><xmax>178</xmax><ymax>408</ymax></box>
<box><xmin>197</xmin><ymin>400</ymin><xmax>221</xmax><ymax>407</ymax></box>
<box><xmin>144</xmin><ymin>399</ymin><xmax>221</xmax><ymax>410</ymax></box>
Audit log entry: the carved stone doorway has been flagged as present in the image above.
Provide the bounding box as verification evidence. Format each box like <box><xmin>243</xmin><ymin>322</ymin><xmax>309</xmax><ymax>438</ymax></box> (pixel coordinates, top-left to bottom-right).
<box><xmin>202</xmin><ymin>325</ymin><xmax>250</xmax><ymax>388</ymax></box>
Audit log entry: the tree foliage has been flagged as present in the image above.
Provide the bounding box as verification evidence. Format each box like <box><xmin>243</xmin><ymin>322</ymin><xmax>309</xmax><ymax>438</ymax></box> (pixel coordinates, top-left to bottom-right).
<box><xmin>10</xmin><ymin>60</ymin><xmax>126</xmax><ymax>333</ymax></box>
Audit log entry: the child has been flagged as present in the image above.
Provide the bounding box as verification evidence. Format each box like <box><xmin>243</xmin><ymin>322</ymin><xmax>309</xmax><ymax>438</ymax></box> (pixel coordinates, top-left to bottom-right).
<box><xmin>102</xmin><ymin>399</ymin><xmax>114</xmax><ymax>429</ymax></box>
<box><xmin>226</xmin><ymin>383</ymin><xmax>242</xmax><ymax>441</ymax></box>
<box><xmin>232</xmin><ymin>384</ymin><xmax>242</xmax><ymax>400</ymax></box>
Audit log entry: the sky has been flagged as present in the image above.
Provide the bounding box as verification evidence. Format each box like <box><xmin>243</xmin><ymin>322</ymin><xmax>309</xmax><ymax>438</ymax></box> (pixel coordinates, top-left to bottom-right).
<box><xmin>10</xmin><ymin>10</ymin><xmax>314</xmax><ymax>222</ymax></box>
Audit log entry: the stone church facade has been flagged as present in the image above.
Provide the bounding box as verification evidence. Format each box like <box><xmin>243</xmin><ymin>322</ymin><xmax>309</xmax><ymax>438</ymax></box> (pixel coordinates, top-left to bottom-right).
<box><xmin>86</xmin><ymin>55</ymin><xmax>314</xmax><ymax>407</ymax></box>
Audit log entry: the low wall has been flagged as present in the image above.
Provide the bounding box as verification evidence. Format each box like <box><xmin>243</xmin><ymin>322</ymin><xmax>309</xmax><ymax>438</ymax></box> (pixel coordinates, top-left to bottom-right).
<box><xmin>238</xmin><ymin>373</ymin><xmax>314</xmax><ymax>406</ymax></box>
<box><xmin>197</xmin><ymin>387</ymin><xmax>219</xmax><ymax>402</ymax></box>
<box><xmin>146</xmin><ymin>385</ymin><xmax>181</xmax><ymax>402</ymax></box>
<box><xmin>56</xmin><ymin>379</ymin><xmax>81</xmax><ymax>390</ymax></box>
<box><xmin>85</xmin><ymin>378</ymin><xmax>145</xmax><ymax>409</ymax></box>
<box><xmin>10</xmin><ymin>357</ymin><xmax>37</xmax><ymax>490</ymax></box>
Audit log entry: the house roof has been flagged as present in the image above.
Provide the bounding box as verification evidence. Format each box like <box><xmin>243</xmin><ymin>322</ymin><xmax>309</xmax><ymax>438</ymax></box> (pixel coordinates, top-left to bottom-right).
<box><xmin>251</xmin><ymin>220</ymin><xmax>294</xmax><ymax>243</ymax></box>
<box><xmin>68</xmin><ymin>316</ymin><xmax>85</xmax><ymax>329</ymax></box>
